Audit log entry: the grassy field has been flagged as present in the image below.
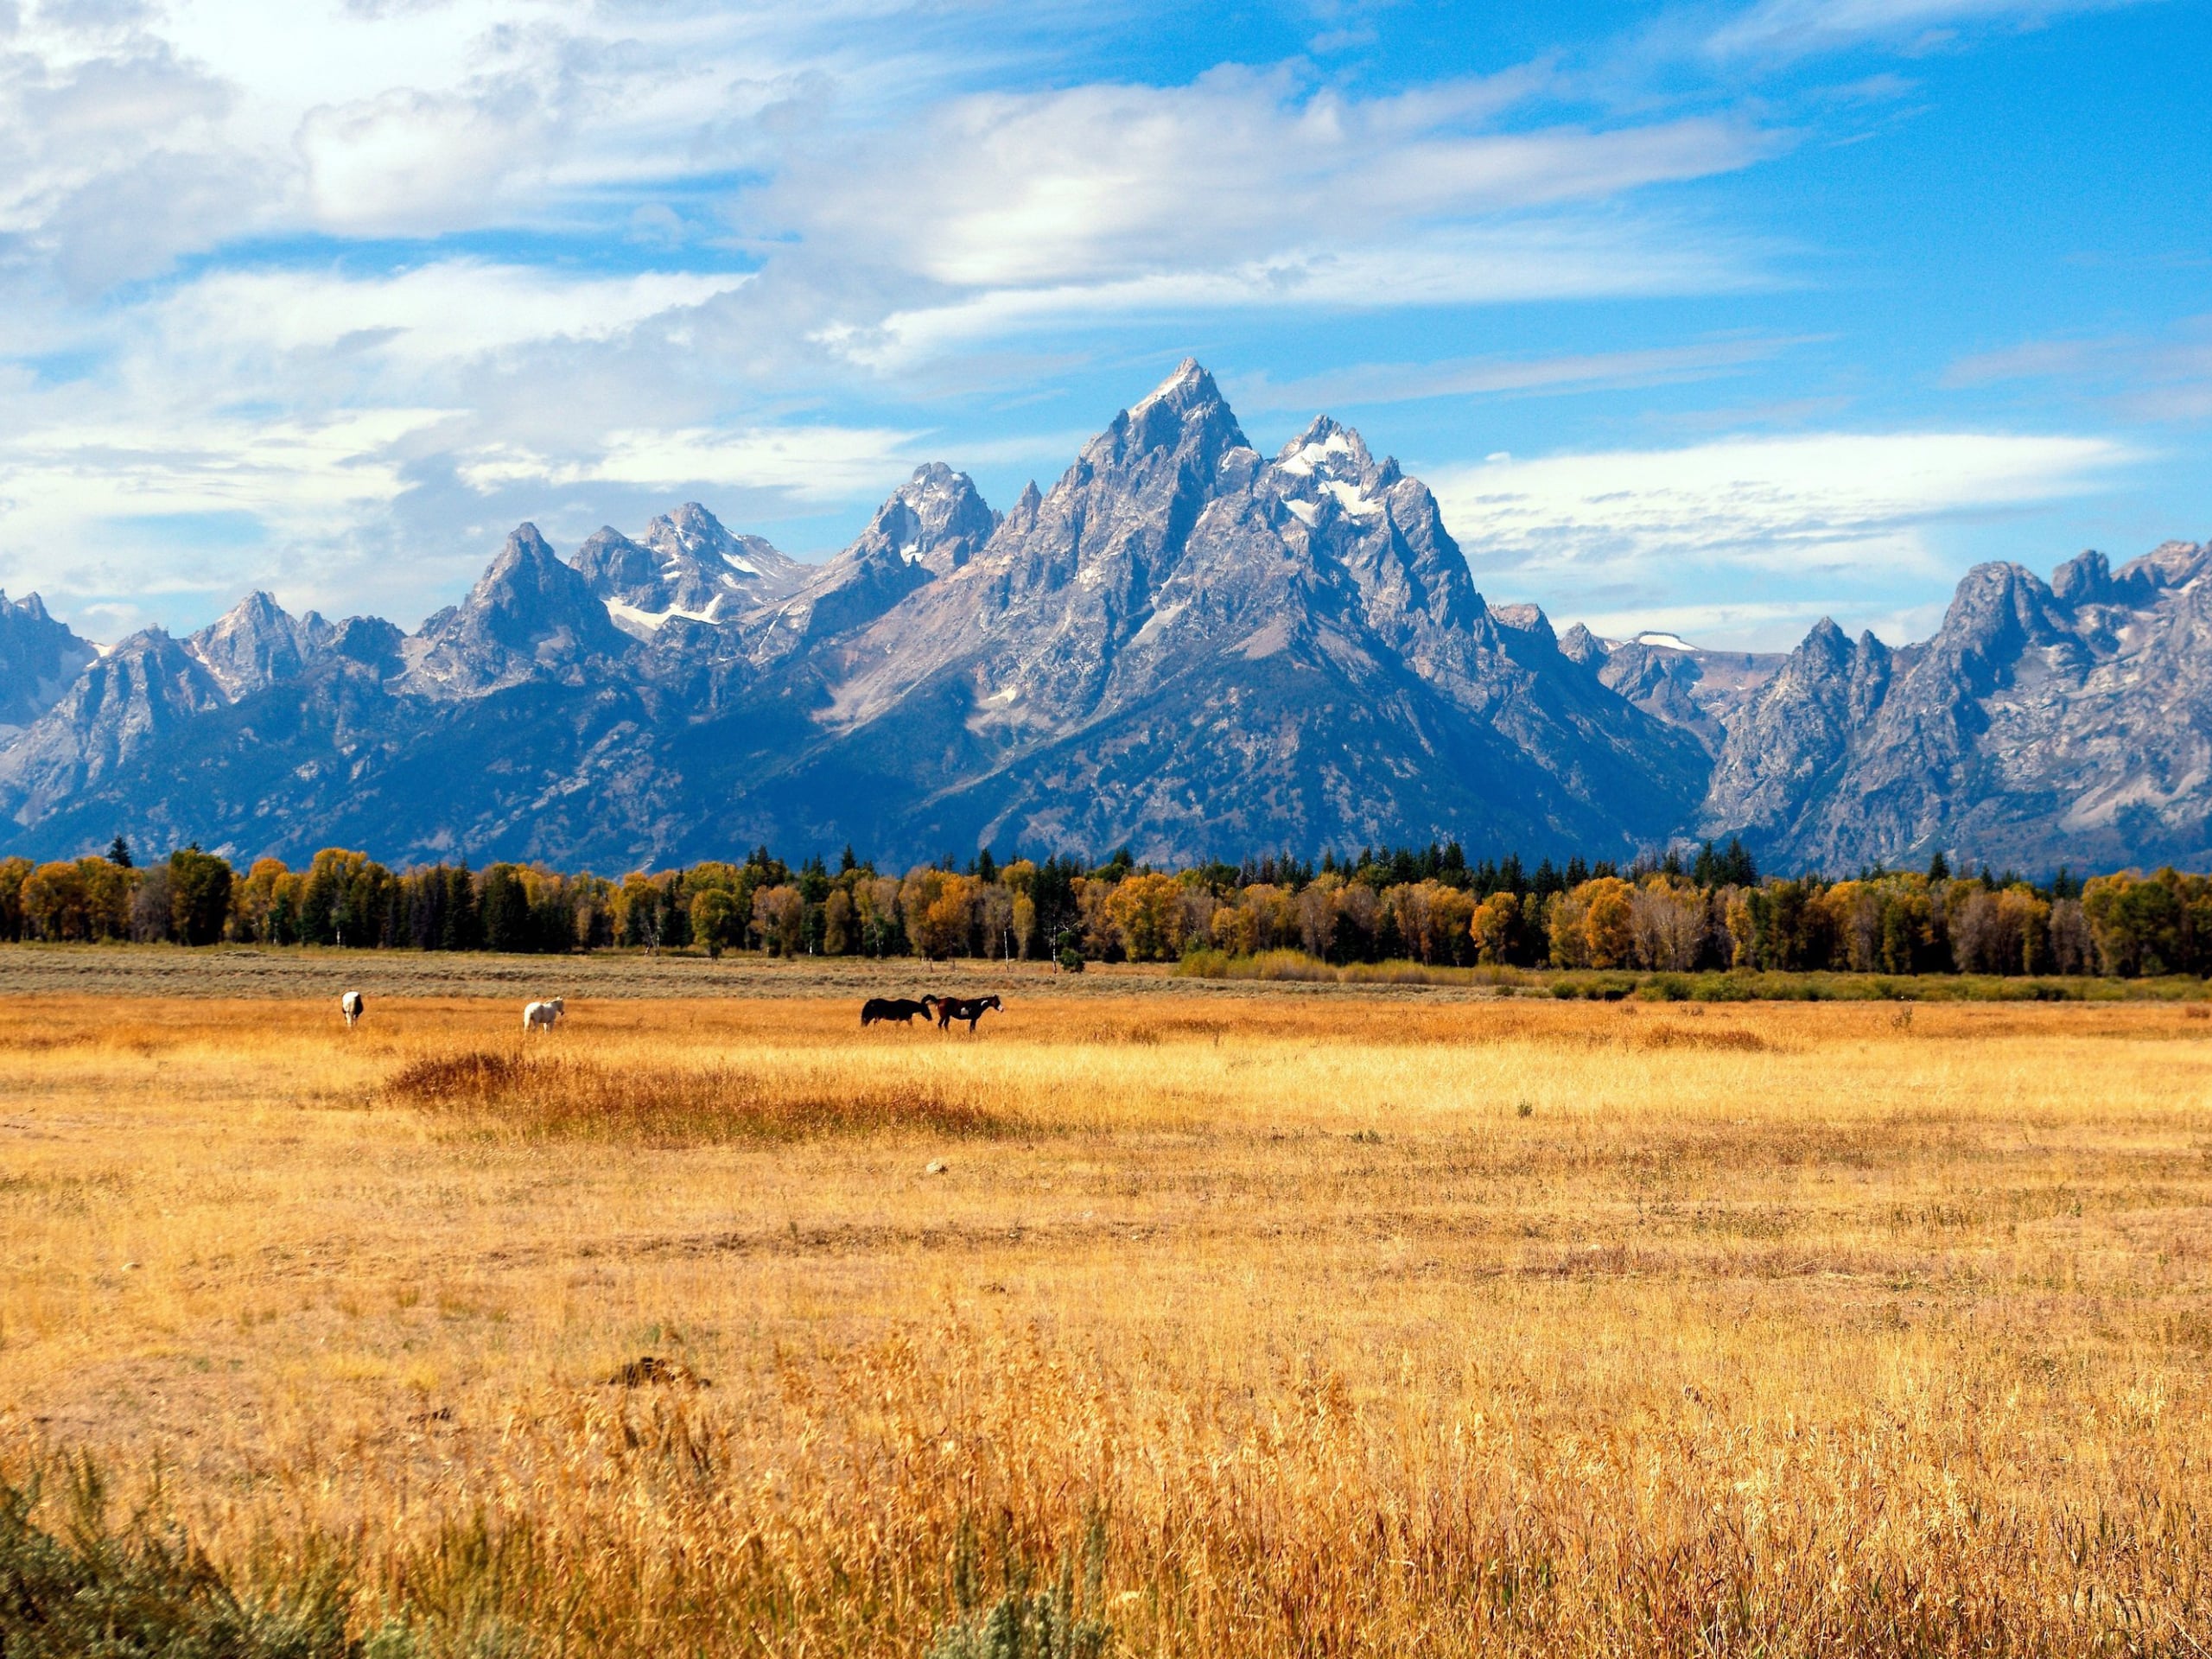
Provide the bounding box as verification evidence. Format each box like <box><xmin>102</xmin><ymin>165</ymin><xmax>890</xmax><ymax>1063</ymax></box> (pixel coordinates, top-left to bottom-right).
<box><xmin>4</xmin><ymin>985</ymin><xmax>2212</xmax><ymax>1655</ymax></box>
<box><xmin>3</xmin><ymin>941</ymin><xmax>2204</xmax><ymax>1004</ymax></box>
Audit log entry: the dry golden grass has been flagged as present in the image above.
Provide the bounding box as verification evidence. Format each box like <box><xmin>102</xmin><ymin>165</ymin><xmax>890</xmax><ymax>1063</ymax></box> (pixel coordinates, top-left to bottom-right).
<box><xmin>3</xmin><ymin>990</ymin><xmax>2212</xmax><ymax>1654</ymax></box>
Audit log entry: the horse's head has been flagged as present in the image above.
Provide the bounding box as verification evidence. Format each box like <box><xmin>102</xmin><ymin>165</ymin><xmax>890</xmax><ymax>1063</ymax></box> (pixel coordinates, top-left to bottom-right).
<box><xmin>550</xmin><ymin>998</ymin><xmax>565</xmax><ymax>1014</ymax></box>
<box><xmin>986</xmin><ymin>995</ymin><xmax>1003</xmax><ymax>1011</ymax></box>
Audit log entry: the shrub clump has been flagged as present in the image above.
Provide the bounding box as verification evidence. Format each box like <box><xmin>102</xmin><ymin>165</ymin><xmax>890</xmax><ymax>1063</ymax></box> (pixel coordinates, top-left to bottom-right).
<box><xmin>385</xmin><ymin>1052</ymin><xmax>1009</xmax><ymax>1144</ymax></box>
<box><xmin>0</xmin><ymin>1459</ymin><xmax>357</xmax><ymax>1658</ymax></box>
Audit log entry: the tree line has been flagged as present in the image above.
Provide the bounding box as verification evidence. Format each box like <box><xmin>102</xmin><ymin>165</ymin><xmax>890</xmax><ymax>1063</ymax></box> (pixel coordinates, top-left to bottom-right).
<box><xmin>0</xmin><ymin>835</ymin><xmax>2202</xmax><ymax>979</ymax></box>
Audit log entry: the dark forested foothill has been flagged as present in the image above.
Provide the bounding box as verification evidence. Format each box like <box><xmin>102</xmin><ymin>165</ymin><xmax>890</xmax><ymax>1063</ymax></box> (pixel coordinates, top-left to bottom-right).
<box><xmin>0</xmin><ymin>836</ymin><xmax>2202</xmax><ymax>980</ymax></box>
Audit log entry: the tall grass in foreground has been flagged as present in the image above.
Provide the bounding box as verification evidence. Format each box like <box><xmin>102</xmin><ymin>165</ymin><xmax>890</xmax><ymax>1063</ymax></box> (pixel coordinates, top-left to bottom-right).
<box><xmin>23</xmin><ymin>1317</ymin><xmax>2211</xmax><ymax>1657</ymax></box>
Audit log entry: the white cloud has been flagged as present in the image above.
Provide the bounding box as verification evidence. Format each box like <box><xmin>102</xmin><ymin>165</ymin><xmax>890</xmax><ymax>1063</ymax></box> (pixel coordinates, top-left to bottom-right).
<box><xmin>1431</xmin><ymin>430</ymin><xmax>2139</xmax><ymax>646</ymax></box>
<box><xmin>787</xmin><ymin>69</ymin><xmax>1770</xmax><ymax>290</ymax></box>
<box><xmin>1946</xmin><ymin>316</ymin><xmax>2212</xmax><ymax>423</ymax></box>
<box><xmin>457</xmin><ymin>423</ymin><xmax>921</xmax><ymax>501</ymax></box>
<box><xmin>0</xmin><ymin>0</ymin><xmax>940</xmax><ymax>281</ymax></box>
<box><xmin>828</xmin><ymin>220</ymin><xmax>1767</xmax><ymax>370</ymax></box>
<box><xmin>1709</xmin><ymin>0</ymin><xmax>2151</xmax><ymax>55</ymax></box>
<box><xmin>153</xmin><ymin>262</ymin><xmax>752</xmax><ymax>373</ymax></box>
<box><xmin>0</xmin><ymin>404</ymin><xmax>454</xmax><ymax>632</ymax></box>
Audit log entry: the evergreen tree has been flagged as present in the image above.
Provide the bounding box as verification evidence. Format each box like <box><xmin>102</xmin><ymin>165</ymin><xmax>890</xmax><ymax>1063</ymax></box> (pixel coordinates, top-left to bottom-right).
<box><xmin>480</xmin><ymin>867</ymin><xmax>532</xmax><ymax>952</ymax></box>
<box><xmin>1718</xmin><ymin>838</ymin><xmax>1759</xmax><ymax>887</ymax></box>
<box><xmin>106</xmin><ymin>835</ymin><xmax>132</xmax><ymax>869</ymax></box>
<box><xmin>1928</xmin><ymin>849</ymin><xmax>1951</xmax><ymax>882</ymax></box>
<box><xmin>442</xmin><ymin>865</ymin><xmax>480</xmax><ymax>950</ymax></box>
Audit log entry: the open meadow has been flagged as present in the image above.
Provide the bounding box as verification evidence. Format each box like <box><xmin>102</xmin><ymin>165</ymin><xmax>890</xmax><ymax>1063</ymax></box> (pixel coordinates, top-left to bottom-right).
<box><xmin>4</xmin><ymin>973</ymin><xmax>2212</xmax><ymax>1655</ymax></box>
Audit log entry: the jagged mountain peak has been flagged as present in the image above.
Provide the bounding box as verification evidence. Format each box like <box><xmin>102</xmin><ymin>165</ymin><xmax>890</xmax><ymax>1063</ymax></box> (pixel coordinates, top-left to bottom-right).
<box><xmin>1557</xmin><ymin>621</ymin><xmax>1607</xmax><ymax>668</ymax></box>
<box><xmin>640</xmin><ymin>502</ymin><xmax>796</xmax><ymax>586</ymax></box>
<box><xmin>863</xmin><ymin>463</ymin><xmax>998</xmax><ymax>576</ymax></box>
<box><xmin>1489</xmin><ymin>602</ymin><xmax>1555</xmax><ymax>646</ymax></box>
<box><xmin>187</xmin><ymin>589</ymin><xmax>333</xmax><ymax>701</ymax></box>
<box><xmin>2052</xmin><ymin>549</ymin><xmax>2113</xmax><ymax>605</ymax></box>
<box><xmin>488</xmin><ymin>522</ymin><xmax>560</xmax><ymax>575</ymax></box>
<box><xmin>575</xmin><ymin>505</ymin><xmax>803</xmax><ymax>629</ymax></box>
<box><xmin>1107</xmin><ymin>359</ymin><xmax>1252</xmax><ymax>466</ymax></box>
<box><xmin>410</xmin><ymin>523</ymin><xmax>632</xmax><ymax>696</ymax></box>
<box><xmin>1276</xmin><ymin>415</ymin><xmax>1369</xmax><ymax>468</ymax></box>
<box><xmin>739</xmin><ymin>466</ymin><xmax>1000</xmax><ymax>665</ymax></box>
<box><xmin>1797</xmin><ymin>616</ymin><xmax>1851</xmax><ymax>664</ymax></box>
<box><xmin>1130</xmin><ymin>356</ymin><xmax>1216</xmax><ymax>414</ymax></box>
<box><xmin>0</xmin><ymin>591</ymin><xmax>98</xmax><ymax>732</ymax></box>
<box><xmin>645</xmin><ymin>501</ymin><xmax>729</xmax><ymax>555</ymax></box>
<box><xmin>1268</xmin><ymin>416</ymin><xmax>1407</xmax><ymax>526</ymax></box>
<box><xmin>2116</xmin><ymin>538</ymin><xmax>2209</xmax><ymax>593</ymax></box>
<box><xmin>0</xmin><ymin>625</ymin><xmax>228</xmax><ymax>824</ymax></box>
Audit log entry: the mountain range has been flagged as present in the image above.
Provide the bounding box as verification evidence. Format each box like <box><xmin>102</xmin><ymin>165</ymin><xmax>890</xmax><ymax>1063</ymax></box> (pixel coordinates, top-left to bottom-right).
<box><xmin>0</xmin><ymin>360</ymin><xmax>2204</xmax><ymax>874</ymax></box>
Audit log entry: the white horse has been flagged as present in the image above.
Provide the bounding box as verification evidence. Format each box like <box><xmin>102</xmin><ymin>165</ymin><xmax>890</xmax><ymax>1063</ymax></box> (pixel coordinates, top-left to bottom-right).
<box><xmin>340</xmin><ymin>990</ymin><xmax>365</xmax><ymax>1029</ymax></box>
<box><xmin>523</xmin><ymin>997</ymin><xmax>565</xmax><ymax>1033</ymax></box>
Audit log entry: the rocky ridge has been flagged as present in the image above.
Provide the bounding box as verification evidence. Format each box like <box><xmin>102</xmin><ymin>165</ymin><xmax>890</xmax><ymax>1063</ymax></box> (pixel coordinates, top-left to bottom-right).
<box><xmin>0</xmin><ymin>362</ymin><xmax>2205</xmax><ymax>874</ymax></box>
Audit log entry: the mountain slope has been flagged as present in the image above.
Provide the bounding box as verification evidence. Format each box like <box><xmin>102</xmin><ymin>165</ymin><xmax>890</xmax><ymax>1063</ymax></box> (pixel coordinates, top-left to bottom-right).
<box><xmin>0</xmin><ymin>593</ymin><xmax>98</xmax><ymax>734</ymax></box>
<box><xmin>743</xmin><ymin>465</ymin><xmax>998</xmax><ymax>667</ymax></box>
<box><xmin>575</xmin><ymin>503</ymin><xmax>803</xmax><ymax>635</ymax></box>
<box><xmin>1702</xmin><ymin>543</ymin><xmax>2212</xmax><ymax>870</ymax></box>
<box><xmin>732</xmin><ymin>361</ymin><xmax>1707</xmax><ymax>859</ymax></box>
<box><xmin>10</xmin><ymin>359</ymin><xmax>2206</xmax><ymax>874</ymax></box>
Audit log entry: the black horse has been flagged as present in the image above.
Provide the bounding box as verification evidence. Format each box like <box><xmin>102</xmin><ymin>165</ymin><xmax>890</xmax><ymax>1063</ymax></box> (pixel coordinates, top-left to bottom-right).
<box><xmin>933</xmin><ymin>994</ymin><xmax>1003</xmax><ymax>1033</ymax></box>
<box><xmin>861</xmin><ymin>996</ymin><xmax>936</xmax><ymax>1027</ymax></box>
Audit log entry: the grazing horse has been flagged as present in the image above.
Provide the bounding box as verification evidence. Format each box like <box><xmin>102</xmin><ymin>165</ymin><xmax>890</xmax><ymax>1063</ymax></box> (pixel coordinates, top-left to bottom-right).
<box><xmin>523</xmin><ymin>997</ymin><xmax>565</xmax><ymax>1033</ymax></box>
<box><xmin>340</xmin><ymin>990</ymin><xmax>365</xmax><ymax>1028</ymax></box>
<box><xmin>934</xmin><ymin>994</ymin><xmax>1002</xmax><ymax>1033</ymax></box>
<box><xmin>861</xmin><ymin>996</ymin><xmax>935</xmax><ymax>1027</ymax></box>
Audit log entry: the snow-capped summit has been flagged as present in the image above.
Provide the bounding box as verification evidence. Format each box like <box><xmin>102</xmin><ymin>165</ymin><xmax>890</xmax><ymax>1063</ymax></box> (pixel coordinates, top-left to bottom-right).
<box><xmin>742</xmin><ymin>465</ymin><xmax>1000</xmax><ymax>664</ymax></box>
<box><xmin>864</xmin><ymin>463</ymin><xmax>1000</xmax><ymax>578</ymax></box>
<box><xmin>12</xmin><ymin>359</ymin><xmax>2203</xmax><ymax>877</ymax></box>
<box><xmin>575</xmin><ymin>504</ymin><xmax>804</xmax><ymax>635</ymax></box>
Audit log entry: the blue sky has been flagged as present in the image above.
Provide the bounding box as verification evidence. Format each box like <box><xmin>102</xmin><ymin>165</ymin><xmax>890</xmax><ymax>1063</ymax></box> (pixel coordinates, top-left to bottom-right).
<box><xmin>1</xmin><ymin>0</ymin><xmax>2205</xmax><ymax>649</ymax></box>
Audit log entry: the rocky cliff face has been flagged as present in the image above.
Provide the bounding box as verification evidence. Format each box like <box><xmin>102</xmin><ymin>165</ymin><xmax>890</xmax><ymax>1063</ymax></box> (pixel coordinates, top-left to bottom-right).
<box><xmin>743</xmin><ymin>465</ymin><xmax>998</xmax><ymax>666</ymax></box>
<box><xmin>575</xmin><ymin>502</ymin><xmax>803</xmax><ymax>634</ymax></box>
<box><xmin>1701</xmin><ymin>542</ymin><xmax>2212</xmax><ymax>870</ymax></box>
<box><xmin>0</xmin><ymin>630</ymin><xmax>229</xmax><ymax>826</ymax></box>
<box><xmin>187</xmin><ymin>591</ymin><xmax>334</xmax><ymax>699</ymax></box>
<box><xmin>408</xmin><ymin>524</ymin><xmax>636</xmax><ymax>696</ymax></box>
<box><xmin>5</xmin><ymin>362</ymin><xmax>2207</xmax><ymax>874</ymax></box>
<box><xmin>0</xmin><ymin>593</ymin><xmax>98</xmax><ymax>733</ymax></box>
<box><xmin>1564</xmin><ymin>628</ymin><xmax>1784</xmax><ymax>755</ymax></box>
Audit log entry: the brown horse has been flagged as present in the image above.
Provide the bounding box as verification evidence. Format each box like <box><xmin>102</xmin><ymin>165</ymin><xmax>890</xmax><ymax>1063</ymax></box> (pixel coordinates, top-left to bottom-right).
<box><xmin>861</xmin><ymin>996</ymin><xmax>936</xmax><ymax>1026</ymax></box>
<box><xmin>933</xmin><ymin>994</ymin><xmax>1002</xmax><ymax>1033</ymax></box>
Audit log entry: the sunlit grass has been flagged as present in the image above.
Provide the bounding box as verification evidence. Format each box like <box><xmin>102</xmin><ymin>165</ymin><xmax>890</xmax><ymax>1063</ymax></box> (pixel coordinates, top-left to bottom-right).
<box><xmin>1</xmin><ymin>992</ymin><xmax>2210</xmax><ymax>1653</ymax></box>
